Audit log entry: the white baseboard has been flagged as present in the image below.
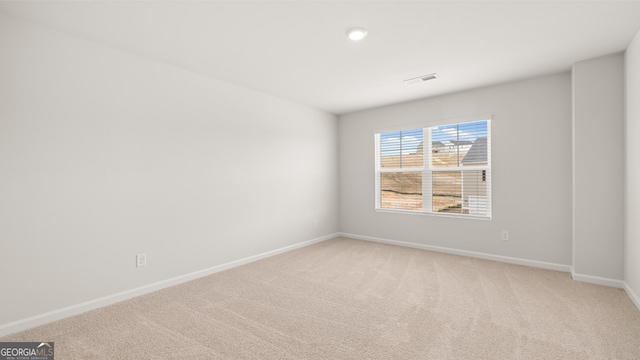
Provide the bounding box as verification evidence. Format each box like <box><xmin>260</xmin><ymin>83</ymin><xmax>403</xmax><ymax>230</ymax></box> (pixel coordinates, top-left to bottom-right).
<box><xmin>0</xmin><ymin>233</ymin><xmax>338</xmax><ymax>338</ymax></box>
<box><xmin>571</xmin><ymin>271</ymin><xmax>625</xmax><ymax>288</ymax></box>
<box><xmin>339</xmin><ymin>232</ymin><xmax>573</xmax><ymax>273</ymax></box>
<box><xmin>624</xmin><ymin>282</ymin><xmax>640</xmax><ymax>312</ymax></box>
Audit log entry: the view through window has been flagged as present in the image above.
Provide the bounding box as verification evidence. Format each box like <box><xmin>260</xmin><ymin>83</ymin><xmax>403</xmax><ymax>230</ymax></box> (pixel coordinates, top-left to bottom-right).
<box><xmin>375</xmin><ymin>118</ymin><xmax>491</xmax><ymax>218</ymax></box>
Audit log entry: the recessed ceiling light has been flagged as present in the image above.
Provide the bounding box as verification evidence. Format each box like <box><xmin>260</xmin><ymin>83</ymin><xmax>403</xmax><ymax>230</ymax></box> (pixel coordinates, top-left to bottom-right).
<box><xmin>346</xmin><ymin>27</ymin><xmax>368</xmax><ymax>41</ymax></box>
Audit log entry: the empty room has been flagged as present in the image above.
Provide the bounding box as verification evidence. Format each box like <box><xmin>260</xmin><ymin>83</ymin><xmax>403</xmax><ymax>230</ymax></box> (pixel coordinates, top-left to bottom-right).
<box><xmin>1</xmin><ymin>1</ymin><xmax>640</xmax><ymax>359</ymax></box>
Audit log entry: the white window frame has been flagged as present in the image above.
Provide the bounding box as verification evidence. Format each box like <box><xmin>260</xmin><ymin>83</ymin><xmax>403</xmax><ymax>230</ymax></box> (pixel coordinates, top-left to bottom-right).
<box><xmin>374</xmin><ymin>115</ymin><xmax>492</xmax><ymax>220</ymax></box>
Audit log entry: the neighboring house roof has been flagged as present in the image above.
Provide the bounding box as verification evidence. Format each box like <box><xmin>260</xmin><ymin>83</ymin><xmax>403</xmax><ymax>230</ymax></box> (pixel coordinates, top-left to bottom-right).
<box><xmin>462</xmin><ymin>137</ymin><xmax>488</xmax><ymax>164</ymax></box>
<box><xmin>417</xmin><ymin>140</ymin><xmax>478</xmax><ymax>155</ymax></box>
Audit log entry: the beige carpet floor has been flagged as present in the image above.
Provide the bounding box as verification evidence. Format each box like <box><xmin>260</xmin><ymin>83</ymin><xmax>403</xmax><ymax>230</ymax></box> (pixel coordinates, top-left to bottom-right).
<box><xmin>3</xmin><ymin>237</ymin><xmax>640</xmax><ymax>359</ymax></box>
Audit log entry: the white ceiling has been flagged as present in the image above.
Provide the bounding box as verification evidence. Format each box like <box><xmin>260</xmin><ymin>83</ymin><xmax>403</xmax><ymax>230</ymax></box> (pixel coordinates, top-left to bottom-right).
<box><xmin>2</xmin><ymin>1</ymin><xmax>640</xmax><ymax>115</ymax></box>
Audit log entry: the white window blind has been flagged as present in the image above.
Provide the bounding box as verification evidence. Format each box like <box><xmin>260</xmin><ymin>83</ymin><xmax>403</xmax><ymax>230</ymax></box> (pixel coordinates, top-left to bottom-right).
<box><xmin>374</xmin><ymin>118</ymin><xmax>491</xmax><ymax>218</ymax></box>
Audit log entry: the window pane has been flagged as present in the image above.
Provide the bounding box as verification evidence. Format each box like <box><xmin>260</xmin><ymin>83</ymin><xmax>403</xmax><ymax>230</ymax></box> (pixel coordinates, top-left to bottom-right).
<box><xmin>461</xmin><ymin>170</ymin><xmax>489</xmax><ymax>216</ymax></box>
<box><xmin>401</xmin><ymin>129</ymin><xmax>424</xmax><ymax>168</ymax></box>
<box><xmin>381</xmin><ymin>172</ymin><xmax>422</xmax><ymax>210</ymax></box>
<box><xmin>432</xmin><ymin>171</ymin><xmax>462</xmax><ymax>213</ymax></box>
<box><xmin>379</xmin><ymin>129</ymin><xmax>423</xmax><ymax>168</ymax></box>
<box><xmin>380</xmin><ymin>131</ymin><xmax>401</xmax><ymax>168</ymax></box>
<box><xmin>431</xmin><ymin>124</ymin><xmax>461</xmax><ymax>168</ymax></box>
<box><xmin>460</xmin><ymin>121</ymin><xmax>488</xmax><ymax>166</ymax></box>
<box><xmin>432</xmin><ymin>120</ymin><xmax>488</xmax><ymax>168</ymax></box>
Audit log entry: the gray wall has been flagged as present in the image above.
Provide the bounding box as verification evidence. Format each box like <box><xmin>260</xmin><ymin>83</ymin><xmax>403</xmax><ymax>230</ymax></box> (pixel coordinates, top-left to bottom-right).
<box><xmin>625</xmin><ymin>30</ymin><xmax>640</xmax><ymax>306</ymax></box>
<box><xmin>339</xmin><ymin>73</ymin><xmax>573</xmax><ymax>266</ymax></box>
<box><xmin>572</xmin><ymin>53</ymin><xmax>625</xmax><ymax>282</ymax></box>
<box><xmin>0</xmin><ymin>14</ymin><xmax>339</xmax><ymax>328</ymax></box>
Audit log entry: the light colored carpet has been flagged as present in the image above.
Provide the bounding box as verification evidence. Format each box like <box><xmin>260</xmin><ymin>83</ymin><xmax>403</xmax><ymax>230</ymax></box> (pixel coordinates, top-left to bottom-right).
<box><xmin>3</xmin><ymin>237</ymin><xmax>640</xmax><ymax>359</ymax></box>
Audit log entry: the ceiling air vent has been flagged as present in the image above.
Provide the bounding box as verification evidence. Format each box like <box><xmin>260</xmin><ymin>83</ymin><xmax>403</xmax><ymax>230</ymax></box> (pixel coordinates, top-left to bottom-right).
<box><xmin>403</xmin><ymin>73</ymin><xmax>438</xmax><ymax>85</ymax></box>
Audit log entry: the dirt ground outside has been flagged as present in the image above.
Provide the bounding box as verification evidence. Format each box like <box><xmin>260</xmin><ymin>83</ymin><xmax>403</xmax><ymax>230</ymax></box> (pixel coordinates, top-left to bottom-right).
<box><xmin>380</xmin><ymin>149</ymin><xmax>468</xmax><ymax>213</ymax></box>
<box><xmin>381</xmin><ymin>192</ymin><xmax>463</xmax><ymax>213</ymax></box>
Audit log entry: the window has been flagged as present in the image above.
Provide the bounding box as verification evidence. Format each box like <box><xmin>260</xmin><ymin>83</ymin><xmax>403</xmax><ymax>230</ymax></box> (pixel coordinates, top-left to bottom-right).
<box><xmin>374</xmin><ymin>118</ymin><xmax>491</xmax><ymax>218</ymax></box>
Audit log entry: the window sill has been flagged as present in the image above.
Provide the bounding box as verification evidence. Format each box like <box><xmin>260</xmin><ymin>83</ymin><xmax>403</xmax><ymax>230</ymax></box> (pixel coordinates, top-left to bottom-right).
<box><xmin>375</xmin><ymin>208</ymin><xmax>491</xmax><ymax>221</ymax></box>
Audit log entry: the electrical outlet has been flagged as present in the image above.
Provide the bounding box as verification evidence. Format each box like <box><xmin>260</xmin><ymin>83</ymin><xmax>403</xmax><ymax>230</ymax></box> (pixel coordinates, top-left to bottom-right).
<box><xmin>136</xmin><ymin>253</ymin><xmax>147</xmax><ymax>267</ymax></box>
<box><xmin>501</xmin><ymin>231</ymin><xmax>510</xmax><ymax>241</ymax></box>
